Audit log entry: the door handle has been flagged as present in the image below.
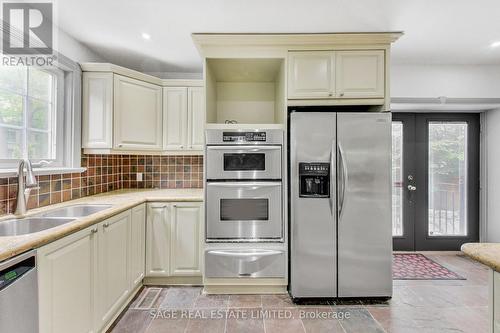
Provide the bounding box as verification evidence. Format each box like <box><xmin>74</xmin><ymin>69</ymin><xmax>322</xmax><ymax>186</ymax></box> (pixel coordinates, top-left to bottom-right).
<box><xmin>329</xmin><ymin>141</ymin><xmax>335</xmax><ymax>215</ymax></box>
<box><xmin>407</xmin><ymin>185</ymin><xmax>417</xmax><ymax>191</ymax></box>
<box><xmin>338</xmin><ymin>142</ymin><xmax>347</xmax><ymax>219</ymax></box>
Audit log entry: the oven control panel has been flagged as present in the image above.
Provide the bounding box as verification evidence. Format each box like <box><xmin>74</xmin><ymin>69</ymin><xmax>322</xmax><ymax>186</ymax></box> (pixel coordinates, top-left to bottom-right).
<box><xmin>223</xmin><ymin>131</ymin><xmax>267</xmax><ymax>142</ymax></box>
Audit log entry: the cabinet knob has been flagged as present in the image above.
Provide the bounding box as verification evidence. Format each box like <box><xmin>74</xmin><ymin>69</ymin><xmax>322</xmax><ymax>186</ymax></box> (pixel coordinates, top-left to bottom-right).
<box><xmin>328</xmin><ymin>93</ymin><xmax>333</xmax><ymax>97</ymax></box>
<box><xmin>339</xmin><ymin>93</ymin><xmax>345</xmax><ymax>97</ymax></box>
<box><xmin>173</xmin><ymin>204</ymin><xmax>177</xmax><ymax>208</ymax></box>
<box><xmin>91</xmin><ymin>227</ymin><xmax>98</xmax><ymax>234</ymax></box>
<box><xmin>103</xmin><ymin>222</ymin><xmax>109</xmax><ymax>228</ymax></box>
<box><xmin>118</xmin><ymin>144</ymin><xmax>123</xmax><ymax>147</ymax></box>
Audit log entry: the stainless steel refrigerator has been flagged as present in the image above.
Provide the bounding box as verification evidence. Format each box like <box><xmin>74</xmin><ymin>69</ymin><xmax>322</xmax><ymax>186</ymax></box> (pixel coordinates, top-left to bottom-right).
<box><xmin>289</xmin><ymin>111</ymin><xmax>392</xmax><ymax>298</ymax></box>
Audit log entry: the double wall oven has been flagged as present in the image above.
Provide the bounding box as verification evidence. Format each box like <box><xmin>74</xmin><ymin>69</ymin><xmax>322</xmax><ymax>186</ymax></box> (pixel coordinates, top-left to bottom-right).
<box><xmin>205</xmin><ymin>129</ymin><xmax>284</xmax><ymax>242</ymax></box>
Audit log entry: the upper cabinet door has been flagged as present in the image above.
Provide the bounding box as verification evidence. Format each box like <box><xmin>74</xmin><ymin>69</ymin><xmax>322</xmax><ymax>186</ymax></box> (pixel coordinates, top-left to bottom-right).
<box><xmin>163</xmin><ymin>87</ymin><xmax>188</xmax><ymax>150</ymax></box>
<box><xmin>113</xmin><ymin>75</ymin><xmax>163</xmax><ymax>150</ymax></box>
<box><xmin>82</xmin><ymin>72</ymin><xmax>113</xmax><ymax>148</ymax></box>
<box><xmin>335</xmin><ymin>50</ymin><xmax>385</xmax><ymax>99</ymax></box>
<box><xmin>187</xmin><ymin>87</ymin><xmax>205</xmax><ymax>151</ymax></box>
<box><xmin>288</xmin><ymin>51</ymin><xmax>335</xmax><ymax>99</ymax></box>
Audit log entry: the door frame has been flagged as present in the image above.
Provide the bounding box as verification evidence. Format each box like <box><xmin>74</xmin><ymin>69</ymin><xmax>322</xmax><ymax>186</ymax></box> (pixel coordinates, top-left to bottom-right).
<box><xmin>392</xmin><ymin>113</ymin><xmax>416</xmax><ymax>251</ymax></box>
<box><xmin>392</xmin><ymin>113</ymin><xmax>480</xmax><ymax>251</ymax></box>
<box><xmin>414</xmin><ymin>113</ymin><xmax>480</xmax><ymax>250</ymax></box>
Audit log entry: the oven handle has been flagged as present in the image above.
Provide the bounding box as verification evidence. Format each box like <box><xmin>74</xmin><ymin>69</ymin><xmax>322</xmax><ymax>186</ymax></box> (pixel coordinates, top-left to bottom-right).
<box><xmin>207</xmin><ymin>182</ymin><xmax>282</xmax><ymax>188</ymax></box>
<box><xmin>207</xmin><ymin>145</ymin><xmax>281</xmax><ymax>151</ymax></box>
<box><xmin>208</xmin><ymin>250</ymin><xmax>282</xmax><ymax>257</ymax></box>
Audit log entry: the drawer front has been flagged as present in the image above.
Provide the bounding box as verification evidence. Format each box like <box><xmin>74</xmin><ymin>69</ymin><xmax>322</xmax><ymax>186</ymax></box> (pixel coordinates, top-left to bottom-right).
<box><xmin>205</xmin><ymin>249</ymin><xmax>285</xmax><ymax>278</ymax></box>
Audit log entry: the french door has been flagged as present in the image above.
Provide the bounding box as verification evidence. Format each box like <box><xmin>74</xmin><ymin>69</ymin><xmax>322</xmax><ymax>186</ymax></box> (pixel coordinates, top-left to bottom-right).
<box><xmin>392</xmin><ymin>113</ymin><xmax>479</xmax><ymax>251</ymax></box>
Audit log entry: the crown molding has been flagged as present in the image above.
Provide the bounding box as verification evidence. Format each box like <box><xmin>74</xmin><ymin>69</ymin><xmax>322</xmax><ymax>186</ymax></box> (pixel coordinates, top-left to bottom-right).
<box><xmin>79</xmin><ymin>63</ymin><xmax>203</xmax><ymax>87</ymax></box>
<box><xmin>192</xmin><ymin>32</ymin><xmax>403</xmax><ymax>56</ymax></box>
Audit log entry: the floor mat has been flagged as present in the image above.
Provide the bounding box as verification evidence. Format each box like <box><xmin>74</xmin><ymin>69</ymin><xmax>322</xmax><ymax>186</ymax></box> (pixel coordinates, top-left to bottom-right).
<box><xmin>393</xmin><ymin>253</ymin><xmax>465</xmax><ymax>280</ymax></box>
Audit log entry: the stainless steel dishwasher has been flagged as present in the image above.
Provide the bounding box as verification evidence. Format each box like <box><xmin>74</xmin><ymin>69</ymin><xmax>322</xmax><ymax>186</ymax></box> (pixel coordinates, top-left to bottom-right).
<box><xmin>0</xmin><ymin>250</ymin><xmax>38</xmax><ymax>333</ymax></box>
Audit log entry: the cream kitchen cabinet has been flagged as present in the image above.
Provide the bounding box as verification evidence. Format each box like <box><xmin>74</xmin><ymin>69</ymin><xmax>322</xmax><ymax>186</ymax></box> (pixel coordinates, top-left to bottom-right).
<box><xmin>163</xmin><ymin>87</ymin><xmax>205</xmax><ymax>152</ymax></box>
<box><xmin>95</xmin><ymin>211</ymin><xmax>131</xmax><ymax>330</ymax></box>
<box><xmin>145</xmin><ymin>203</ymin><xmax>171</xmax><ymax>276</ymax></box>
<box><xmin>287</xmin><ymin>51</ymin><xmax>335</xmax><ymax>99</ymax></box>
<box><xmin>38</xmin><ymin>225</ymin><xmax>98</xmax><ymax>333</ymax></box>
<box><xmin>38</xmin><ymin>208</ymin><xmax>144</xmax><ymax>333</ymax></box>
<box><xmin>335</xmin><ymin>50</ymin><xmax>384</xmax><ymax>98</ymax></box>
<box><xmin>82</xmin><ymin>73</ymin><xmax>163</xmax><ymax>150</ymax></box>
<box><xmin>170</xmin><ymin>202</ymin><xmax>203</xmax><ymax>276</ymax></box>
<box><xmin>145</xmin><ymin>202</ymin><xmax>203</xmax><ymax>278</ymax></box>
<box><xmin>129</xmin><ymin>204</ymin><xmax>146</xmax><ymax>289</ymax></box>
<box><xmin>113</xmin><ymin>75</ymin><xmax>163</xmax><ymax>150</ymax></box>
<box><xmin>82</xmin><ymin>72</ymin><xmax>113</xmax><ymax>149</ymax></box>
<box><xmin>493</xmin><ymin>270</ymin><xmax>500</xmax><ymax>332</ymax></box>
<box><xmin>287</xmin><ymin>50</ymin><xmax>385</xmax><ymax>100</ymax></box>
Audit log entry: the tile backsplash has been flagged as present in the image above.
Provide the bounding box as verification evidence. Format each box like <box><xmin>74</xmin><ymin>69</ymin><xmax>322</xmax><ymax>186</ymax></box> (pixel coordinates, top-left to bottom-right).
<box><xmin>0</xmin><ymin>154</ymin><xmax>203</xmax><ymax>216</ymax></box>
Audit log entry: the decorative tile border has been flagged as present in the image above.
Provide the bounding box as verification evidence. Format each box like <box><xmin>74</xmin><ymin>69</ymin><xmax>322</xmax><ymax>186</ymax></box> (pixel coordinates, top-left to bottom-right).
<box><xmin>0</xmin><ymin>154</ymin><xmax>203</xmax><ymax>216</ymax></box>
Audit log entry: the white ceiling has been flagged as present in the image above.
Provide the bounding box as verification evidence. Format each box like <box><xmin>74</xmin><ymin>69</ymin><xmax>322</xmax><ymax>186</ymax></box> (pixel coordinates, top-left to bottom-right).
<box><xmin>57</xmin><ymin>0</ymin><xmax>500</xmax><ymax>73</ymax></box>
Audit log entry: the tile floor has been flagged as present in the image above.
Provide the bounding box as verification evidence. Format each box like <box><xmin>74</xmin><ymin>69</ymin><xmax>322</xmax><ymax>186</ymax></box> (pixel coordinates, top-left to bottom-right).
<box><xmin>108</xmin><ymin>252</ymin><xmax>490</xmax><ymax>333</ymax></box>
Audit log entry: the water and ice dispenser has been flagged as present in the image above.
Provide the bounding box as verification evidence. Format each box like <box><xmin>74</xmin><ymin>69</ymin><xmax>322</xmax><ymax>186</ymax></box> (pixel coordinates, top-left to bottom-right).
<box><xmin>298</xmin><ymin>162</ymin><xmax>330</xmax><ymax>198</ymax></box>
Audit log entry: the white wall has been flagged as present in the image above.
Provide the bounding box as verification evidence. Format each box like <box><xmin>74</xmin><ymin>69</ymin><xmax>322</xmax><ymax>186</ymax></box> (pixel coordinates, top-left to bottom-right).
<box><xmin>57</xmin><ymin>28</ymin><xmax>105</xmax><ymax>63</ymax></box>
<box><xmin>391</xmin><ymin>64</ymin><xmax>500</xmax><ymax>98</ymax></box>
<box><xmin>485</xmin><ymin>108</ymin><xmax>500</xmax><ymax>242</ymax></box>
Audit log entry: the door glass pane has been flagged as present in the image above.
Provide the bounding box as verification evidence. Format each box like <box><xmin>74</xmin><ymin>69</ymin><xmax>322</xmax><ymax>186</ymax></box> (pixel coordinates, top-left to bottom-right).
<box><xmin>392</xmin><ymin>122</ymin><xmax>403</xmax><ymax>236</ymax></box>
<box><xmin>220</xmin><ymin>199</ymin><xmax>269</xmax><ymax>221</ymax></box>
<box><xmin>428</xmin><ymin>122</ymin><xmax>468</xmax><ymax>236</ymax></box>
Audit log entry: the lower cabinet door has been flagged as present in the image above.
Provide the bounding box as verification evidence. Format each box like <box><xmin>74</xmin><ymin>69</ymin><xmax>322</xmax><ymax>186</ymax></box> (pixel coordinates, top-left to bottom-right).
<box><xmin>170</xmin><ymin>202</ymin><xmax>202</xmax><ymax>276</ymax></box>
<box><xmin>146</xmin><ymin>203</ymin><xmax>171</xmax><ymax>276</ymax></box>
<box><xmin>494</xmin><ymin>271</ymin><xmax>500</xmax><ymax>333</ymax></box>
<box><xmin>96</xmin><ymin>211</ymin><xmax>130</xmax><ymax>330</ymax></box>
<box><xmin>38</xmin><ymin>226</ymin><xmax>98</xmax><ymax>333</ymax></box>
<box><xmin>129</xmin><ymin>204</ymin><xmax>146</xmax><ymax>289</ymax></box>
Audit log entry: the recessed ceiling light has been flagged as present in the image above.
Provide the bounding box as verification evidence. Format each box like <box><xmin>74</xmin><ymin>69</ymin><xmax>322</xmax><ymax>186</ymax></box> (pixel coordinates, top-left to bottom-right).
<box><xmin>142</xmin><ymin>33</ymin><xmax>151</xmax><ymax>40</ymax></box>
<box><xmin>491</xmin><ymin>41</ymin><xmax>500</xmax><ymax>48</ymax></box>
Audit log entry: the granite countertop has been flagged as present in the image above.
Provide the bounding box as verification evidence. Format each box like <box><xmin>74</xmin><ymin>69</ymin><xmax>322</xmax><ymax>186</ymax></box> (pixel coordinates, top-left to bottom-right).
<box><xmin>0</xmin><ymin>188</ymin><xmax>203</xmax><ymax>262</ymax></box>
<box><xmin>461</xmin><ymin>242</ymin><xmax>500</xmax><ymax>272</ymax></box>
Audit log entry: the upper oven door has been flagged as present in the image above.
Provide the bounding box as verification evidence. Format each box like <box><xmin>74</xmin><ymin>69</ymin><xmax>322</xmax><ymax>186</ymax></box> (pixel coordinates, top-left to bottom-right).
<box><xmin>206</xmin><ymin>181</ymin><xmax>283</xmax><ymax>241</ymax></box>
<box><xmin>206</xmin><ymin>146</ymin><xmax>282</xmax><ymax>180</ymax></box>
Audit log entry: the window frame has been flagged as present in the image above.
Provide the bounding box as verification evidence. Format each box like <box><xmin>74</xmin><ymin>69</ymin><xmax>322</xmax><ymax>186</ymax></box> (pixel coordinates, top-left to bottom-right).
<box><xmin>0</xmin><ymin>54</ymin><xmax>83</xmax><ymax>175</ymax></box>
<box><xmin>0</xmin><ymin>67</ymin><xmax>65</xmax><ymax>168</ymax></box>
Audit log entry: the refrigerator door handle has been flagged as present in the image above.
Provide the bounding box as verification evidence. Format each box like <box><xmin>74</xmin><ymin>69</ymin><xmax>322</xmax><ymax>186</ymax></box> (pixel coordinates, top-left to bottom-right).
<box><xmin>329</xmin><ymin>141</ymin><xmax>335</xmax><ymax>215</ymax></box>
<box><xmin>338</xmin><ymin>142</ymin><xmax>347</xmax><ymax>219</ymax></box>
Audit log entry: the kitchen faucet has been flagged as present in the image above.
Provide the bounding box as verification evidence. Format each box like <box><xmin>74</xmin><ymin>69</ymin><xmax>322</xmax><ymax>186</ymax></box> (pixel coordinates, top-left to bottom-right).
<box><xmin>14</xmin><ymin>159</ymin><xmax>41</xmax><ymax>215</ymax></box>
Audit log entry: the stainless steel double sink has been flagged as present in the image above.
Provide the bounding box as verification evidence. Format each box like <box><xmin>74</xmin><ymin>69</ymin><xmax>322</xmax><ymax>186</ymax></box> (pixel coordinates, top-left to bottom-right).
<box><xmin>0</xmin><ymin>204</ymin><xmax>112</xmax><ymax>237</ymax></box>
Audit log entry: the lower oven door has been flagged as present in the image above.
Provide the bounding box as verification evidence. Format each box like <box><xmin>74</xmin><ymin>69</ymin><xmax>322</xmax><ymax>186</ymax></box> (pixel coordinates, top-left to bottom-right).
<box><xmin>206</xmin><ymin>181</ymin><xmax>282</xmax><ymax>241</ymax></box>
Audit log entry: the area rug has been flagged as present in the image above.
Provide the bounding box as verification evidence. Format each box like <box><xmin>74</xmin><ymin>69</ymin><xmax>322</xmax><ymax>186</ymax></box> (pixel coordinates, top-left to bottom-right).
<box><xmin>393</xmin><ymin>253</ymin><xmax>465</xmax><ymax>280</ymax></box>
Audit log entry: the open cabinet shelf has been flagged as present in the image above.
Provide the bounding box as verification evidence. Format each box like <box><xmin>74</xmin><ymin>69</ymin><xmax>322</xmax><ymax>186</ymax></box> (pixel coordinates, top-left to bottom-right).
<box><xmin>205</xmin><ymin>58</ymin><xmax>286</xmax><ymax>125</ymax></box>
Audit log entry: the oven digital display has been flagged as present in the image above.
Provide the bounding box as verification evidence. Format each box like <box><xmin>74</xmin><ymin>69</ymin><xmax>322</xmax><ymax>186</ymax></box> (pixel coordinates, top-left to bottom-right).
<box><xmin>222</xmin><ymin>132</ymin><xmax>266</xmax><ymax>142</ymax></box>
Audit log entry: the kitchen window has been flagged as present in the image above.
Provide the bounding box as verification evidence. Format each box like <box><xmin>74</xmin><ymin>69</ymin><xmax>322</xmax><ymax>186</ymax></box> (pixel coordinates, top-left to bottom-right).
<box><xmin>0</xmin><ymin>63</ymin><xmax>82</xmax><ymax>173</ymax></box>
